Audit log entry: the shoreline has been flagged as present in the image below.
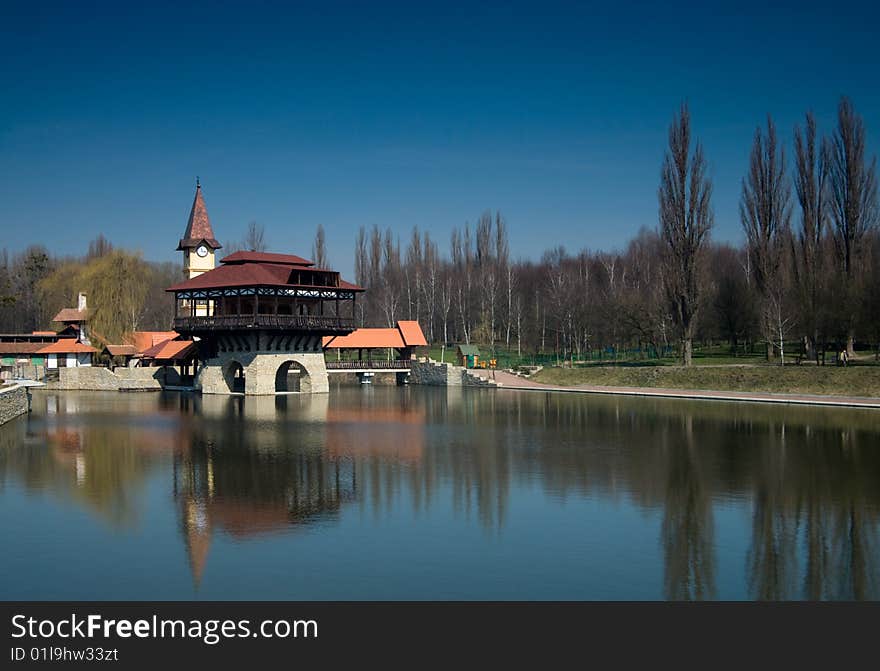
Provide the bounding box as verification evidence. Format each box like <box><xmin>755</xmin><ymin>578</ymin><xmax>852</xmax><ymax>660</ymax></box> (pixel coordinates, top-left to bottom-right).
<box><xmin>472</xmin><ymin>369</ymin><xmax>880</xmax><ymax>409</ymax></box>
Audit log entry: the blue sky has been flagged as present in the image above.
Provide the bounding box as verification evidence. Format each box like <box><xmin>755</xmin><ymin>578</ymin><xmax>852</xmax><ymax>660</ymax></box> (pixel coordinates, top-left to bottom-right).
<box><xmin>1</xmin><ymin>0</ymin><xmax>878</xmax><ymax>277</ymax></box>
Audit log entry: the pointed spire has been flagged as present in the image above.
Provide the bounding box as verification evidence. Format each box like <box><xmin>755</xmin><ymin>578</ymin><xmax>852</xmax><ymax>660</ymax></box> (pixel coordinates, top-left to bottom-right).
<box><xmin>177</xmin><ymin>181</ymin><xmax>221</xmax><ymax>251</ymax></box>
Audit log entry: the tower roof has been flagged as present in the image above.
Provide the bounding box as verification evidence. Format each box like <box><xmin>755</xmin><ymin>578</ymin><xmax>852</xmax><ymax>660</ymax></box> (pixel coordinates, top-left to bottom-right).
<box><xmin>177</xmin><ymin>182</ymin><xmax>222</xmax><ymax>251</ymax></box>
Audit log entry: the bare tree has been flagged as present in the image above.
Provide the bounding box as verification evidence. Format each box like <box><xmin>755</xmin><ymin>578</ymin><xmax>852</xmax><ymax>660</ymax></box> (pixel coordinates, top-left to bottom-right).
<box><xmin>312</xmin><ymin>224</ymin><xmax>328</xmax><ymax>268</ymax></box>
<box><xmin>792</xmin><ymin>112</ymin><xmax>830</xmax><ymax>362</ymax></box>
<box><xmin>829</xmin><ymin>97</ymin><xmax>879</xmax><ymax>353</ymax></box>
<box><xmin>244</xmin><ymin>221</ymin><xmax>266</xmax><ymax>252</ymax></box>
<box><xmin>354</xmin><ymin>226</ymin><xmax>368</xmax><ymax>326</ymax></box>
<box><xmin>658</xmin><ymin>103</ymin><xmax>714</xmax><ymax>366</ymax></box>
<box><xmin>740</xmin><ymin>116</ymin><xmax>791</xmax><ymax>362</ymax></box>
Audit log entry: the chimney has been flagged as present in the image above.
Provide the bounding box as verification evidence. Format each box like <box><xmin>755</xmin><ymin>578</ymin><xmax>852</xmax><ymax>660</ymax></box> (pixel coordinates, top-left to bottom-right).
<box><xmin>78</xmin><ymin>292</ymin><xmax>87</xmax><ymax>311</ymax></box>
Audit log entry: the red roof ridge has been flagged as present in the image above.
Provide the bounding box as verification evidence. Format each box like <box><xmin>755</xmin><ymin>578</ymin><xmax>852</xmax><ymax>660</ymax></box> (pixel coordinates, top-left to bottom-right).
<box><xmin>221</xmin><ymin>251</ymin><xmax>313</xmax><ymax>266</ymax></box>
<box><xmin>37</xmin><ymin>340</ymin><xmax>97</xmax><ymax>354</ymax></box>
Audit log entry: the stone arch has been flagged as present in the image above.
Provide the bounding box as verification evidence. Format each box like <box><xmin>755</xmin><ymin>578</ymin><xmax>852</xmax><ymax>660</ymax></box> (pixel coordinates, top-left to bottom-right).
<box><xmin>275</xmin><ymin>360</ymin><xmax>311</xmax><ymax>393</ymax></box>
<box><xmin>223</xmin><ymin>360</ymin><xmax>246</xmax><ymax>393</ymax></box>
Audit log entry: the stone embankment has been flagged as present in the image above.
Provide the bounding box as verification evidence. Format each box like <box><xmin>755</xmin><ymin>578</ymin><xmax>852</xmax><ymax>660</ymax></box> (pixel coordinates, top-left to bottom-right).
<box><xmin>0</xmin><ymin>384</ymin><xmax>29</xmax><ymax>425</ymax></box>
<box><xmin>47</xmin><ymin>367</ymin><xmax>182</xmax><ymax>391</ymax></box>
<box><xmin>409</xmin><ymin>359</ymin><xmax>502</xmax><ymax>387</ymax></box>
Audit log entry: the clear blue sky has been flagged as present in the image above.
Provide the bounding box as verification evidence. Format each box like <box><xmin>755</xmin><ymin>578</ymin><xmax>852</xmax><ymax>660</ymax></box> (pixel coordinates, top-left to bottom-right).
<box><xmin>2</xmin><ymin>0</ymin><xmax>878</xmax><ymax>277</ymax></box>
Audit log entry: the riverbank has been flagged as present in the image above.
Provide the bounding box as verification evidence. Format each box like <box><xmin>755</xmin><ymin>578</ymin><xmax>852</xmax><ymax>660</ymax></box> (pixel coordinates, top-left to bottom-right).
<box><xmin>530</xmin><ymin>363</ymin><xmax>880</xmax><ymax>398</ymax></box>
<box><xmin>0</xmin><ymin>384</ymin><xmax>29</xmax><ymax>424</ymax></box>
<box><xmin>467</xmin><ymin>367</ymin><xmax>880</xmax><ymax>408</ymax></box>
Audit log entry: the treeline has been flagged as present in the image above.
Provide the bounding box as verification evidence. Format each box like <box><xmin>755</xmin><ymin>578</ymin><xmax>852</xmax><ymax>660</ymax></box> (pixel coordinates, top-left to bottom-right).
<box><xmin>350</xmin><ymin>97</ymin><xmax>880</xmax><ymax>365</ymax></box>
<box><xmin>0</xmin><ymin>235</ymin><xmax>179</xmax><ymax>343</ymax></box>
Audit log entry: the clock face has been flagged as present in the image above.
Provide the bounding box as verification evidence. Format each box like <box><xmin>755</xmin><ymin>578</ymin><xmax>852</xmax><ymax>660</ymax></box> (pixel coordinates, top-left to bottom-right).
<box><xmin>196</xmin><ymin>245</ymin><xmax>208</xmax><ymax>258</ymax></box>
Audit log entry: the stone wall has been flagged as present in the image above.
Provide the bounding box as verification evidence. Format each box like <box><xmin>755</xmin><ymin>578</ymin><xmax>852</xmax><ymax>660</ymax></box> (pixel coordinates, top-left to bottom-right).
<box><xmin>409</xmin><ymin>359</ymin><xmax>463</xmax><ymax>386</ymax></box>
<box><xmin>115</xmin><ymin>366</ymin><xmax>180</xmax><ymax>388</ymax></box>
<box><xmin>409</xmin><ymin>359</ymin><xmax>500</xmax><ymax>387</ymax></box>
<box><xmin>55</xmin><ymin>367</ymin><xmax>122</xmax><ymax>391</ymax></box>
<box><xmin>0</xmin><ymin>384</ymin><xmax>28</xmax><ymax>425</ymax></box>
<box><xmin>52</xmin><ymin>366</ymin><xmax>180</xmax><ymax>391</ymax></box>
<box><xmin>198</xmin><ymin>351</ymin><xmax>329</xmax><ymax>395</ymax></box>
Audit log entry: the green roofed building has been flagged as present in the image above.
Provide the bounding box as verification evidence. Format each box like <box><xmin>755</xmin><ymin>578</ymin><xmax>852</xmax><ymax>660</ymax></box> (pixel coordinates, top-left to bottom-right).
<box><xmin>456</xmin><ymin>344</ymin><xmax>480</xmax><ymax>368</ymax></box>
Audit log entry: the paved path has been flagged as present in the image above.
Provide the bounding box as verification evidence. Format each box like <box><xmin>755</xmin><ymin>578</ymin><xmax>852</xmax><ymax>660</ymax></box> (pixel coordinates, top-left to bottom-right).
<box><xmin>468</xmin><ymin>369</ymin><xmax>880</xmax><ymax>409</ymax></box>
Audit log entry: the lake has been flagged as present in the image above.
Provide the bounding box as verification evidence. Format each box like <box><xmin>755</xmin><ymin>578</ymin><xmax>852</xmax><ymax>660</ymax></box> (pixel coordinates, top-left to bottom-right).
<box><xmin>1</xmin><ymin>386</ymin><xmax>878</xmax><ymax>600</ymax></box>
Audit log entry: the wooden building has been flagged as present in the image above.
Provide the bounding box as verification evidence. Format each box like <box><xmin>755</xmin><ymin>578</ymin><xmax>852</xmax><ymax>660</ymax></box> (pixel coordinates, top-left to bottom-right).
<box><xmin>166</xmin><ymin>184</ymin><xmax>363</xmax><ymax>394</ymax></box>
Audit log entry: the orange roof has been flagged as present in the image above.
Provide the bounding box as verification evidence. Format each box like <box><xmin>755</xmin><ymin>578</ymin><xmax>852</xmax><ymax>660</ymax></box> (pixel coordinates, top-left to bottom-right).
<box><xmin>141</xmin><ymin>339</ymin><xmax>196</xmax><ymax>361</ymax></box>
<box><xmin>37</xmin><ymin>340</ymin><xmax>97</xmax><ymax>354</ymax></box>
<box><xmin>396</xmin><ymin>320</ymin><xmax>428</xmax><ymax>347</ymax></box>
<box><xmin>323</xmin><ymin>328</ymin><xmax>404</xmax><ymax>349</ymax></box>
<box><xmin>32</xmin><ymin>331</ymin><xmax>57</xmax><ymax>336</ymax></box>
<box><xmin>52</xmin><ymin>308</ymin><xmax>89</xmax><ymax>323</ymax></box>
<box><xmin>322</xmin><ymin>321</ymin><xmax>429</xmax><ymax>350</ymax></box>
<box><xmin>124</xmin><ymin>331</ymin><xmax>179</xmax><ymax>355</ymax></box>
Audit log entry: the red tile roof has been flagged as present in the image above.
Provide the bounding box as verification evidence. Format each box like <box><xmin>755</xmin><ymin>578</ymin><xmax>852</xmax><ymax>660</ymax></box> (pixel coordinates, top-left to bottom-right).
<box><xmin>52</xmin><ymin>308</ymin><xmax>89</xmax><ymax>323</ymax></box>
<box><xmin>141</xmin><ymin>339</ymin><xmax>196</xmax><ymax>361</ymax></box>
<box><xmin>396</xmin><ymin>320</ymin><xmax>428</xmax><ymax>347</ymax></box>
<box><xmin>323</xmin><ymin>321</ymin><xmax>428</xmax><ymax>349</ymax></box>
<box><xmin>177</xmin><ymin>183</ymin><xmax>221</xmax><ymax>250</ymax></box>
<box><xmin>324</xmin><ymin>328</ymin><xmax>404</xmax><ymax>349</ymax></box>
<box><xmin>123</xmin><ymin>331</ymin><xmax>180</xmax><ymax>355</ymax></box>
<box><xmin>37</xmin><ymin>340</ymin><xmax>97</xmax><ymax>354</ymax></box>
<box><xmin>166</xmin><ymin>254</ymin><xmax>364</xmax><ymax>292</ymax></box>
<box><xmin>32</xmin><ymin>331</ymin><xmax>57</xmax><ymax>336</ymax></box>
<box><xmin>222</xmin><ymin>251</ymin><xmax>313</xmax><ymax>266</ymax></box>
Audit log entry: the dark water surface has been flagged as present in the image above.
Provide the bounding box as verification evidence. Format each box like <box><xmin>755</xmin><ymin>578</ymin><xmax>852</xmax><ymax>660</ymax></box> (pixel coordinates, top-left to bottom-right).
<box><xmin>1</xmin><ymin>387</ymin><xmax>878</xmax><ymax>600</ymax></box>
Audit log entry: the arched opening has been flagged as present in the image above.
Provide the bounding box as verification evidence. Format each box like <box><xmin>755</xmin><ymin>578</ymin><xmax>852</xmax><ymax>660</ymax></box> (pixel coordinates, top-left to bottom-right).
<box><xmin>223</xmin><ymin>360</ymin><xmax>245</xmax><ymax>393</ymax></box>
<box><xmin>275</xmin><ymin>360</ymin><xmax>311</xmax><ymax>393</ymax></box>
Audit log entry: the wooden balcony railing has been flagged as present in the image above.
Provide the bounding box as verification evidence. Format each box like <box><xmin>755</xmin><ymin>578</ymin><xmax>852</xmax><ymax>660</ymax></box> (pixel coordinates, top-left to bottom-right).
<box><xmin>174</xmin><ymin>314</ymin><xmax>354</xmax><ymax>332</ymax></box>
<box><xmin>326</xmin><ymin>360</ymin><xmax>412</xmax><ymax>370</ymax></box>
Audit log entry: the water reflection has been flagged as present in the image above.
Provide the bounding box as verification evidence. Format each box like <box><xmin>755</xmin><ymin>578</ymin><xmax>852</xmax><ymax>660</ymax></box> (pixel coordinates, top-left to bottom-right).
<box><xmin>1</xmin><ymin>388</ymin><xmax>879</xmax><ymax>599</ymax></box>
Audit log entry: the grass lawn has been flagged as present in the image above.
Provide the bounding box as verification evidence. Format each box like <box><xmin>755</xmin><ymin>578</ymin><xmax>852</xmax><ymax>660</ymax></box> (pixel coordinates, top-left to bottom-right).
<box><xmin>531</xmin><ymin>363</ymin><xmax>880</xmax><ymax>397</ymax></box>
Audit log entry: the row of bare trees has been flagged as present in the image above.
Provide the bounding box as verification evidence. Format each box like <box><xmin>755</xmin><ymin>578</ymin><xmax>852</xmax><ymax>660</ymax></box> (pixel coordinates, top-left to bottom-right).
<box><xmin>349</xmin><ymin>97</ymin><xmax>879</xmax><ymax>365</ymax></box>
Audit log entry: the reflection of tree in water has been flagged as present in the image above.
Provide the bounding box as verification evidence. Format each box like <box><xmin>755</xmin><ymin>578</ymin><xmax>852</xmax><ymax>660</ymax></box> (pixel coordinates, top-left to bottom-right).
<box><xmin>660</xmin><ymin>414</ymin><xmax>716</xmax><ymax>600</ymax></box>
<box><xmin>742</xmin><ymin>421</ymin><xmax>880</xmax><ymax>600</ymax></box>
<box><xmin>825</xmin><ymin>429</ymin><xmax>879</xmax><ymax>600</ymax></box>
<box><xmin>3</xmin><ymin>389</ymin><xmax>880</xmax><ymax>598</ymax></box>
<box><xmin>0</xmin><ymin>399</ymin><xmax>161</xmax><ymax>528</ymax></box>
<box><xmin>746</xmin><ymin>423</ymin><xmax>799</xmax><ymax>600</ymax></box>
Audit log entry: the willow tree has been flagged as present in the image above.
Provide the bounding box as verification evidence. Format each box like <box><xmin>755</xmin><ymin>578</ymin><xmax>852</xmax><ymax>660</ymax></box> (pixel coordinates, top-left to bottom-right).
<box><xmin>740</xmin><ymin>116</ymin><xmax>791</xmax><ymax>363</ymax></box>
<box><xmin>658</xmin><ymin>103</ymin><xmax>714</xmax><ymax>366</ymax></box>
<box><xmin>80</xmin><ymin>250</ymin><xmax>150</xmax><ymax>343</ymax></box>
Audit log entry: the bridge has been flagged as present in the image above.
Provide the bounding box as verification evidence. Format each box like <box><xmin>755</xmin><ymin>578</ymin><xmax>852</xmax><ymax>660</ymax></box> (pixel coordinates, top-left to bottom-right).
<box><xmin>325</xmin><ymin>360</ymin><xmax>412</xmax><ymax>373</ymax></box>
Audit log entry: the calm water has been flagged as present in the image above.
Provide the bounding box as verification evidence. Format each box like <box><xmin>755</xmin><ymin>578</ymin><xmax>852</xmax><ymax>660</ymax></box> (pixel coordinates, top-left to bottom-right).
<box><xmin>1</xmin><ymin>386</ymin><xmax>878</xmax><ymax>600</ymax></box>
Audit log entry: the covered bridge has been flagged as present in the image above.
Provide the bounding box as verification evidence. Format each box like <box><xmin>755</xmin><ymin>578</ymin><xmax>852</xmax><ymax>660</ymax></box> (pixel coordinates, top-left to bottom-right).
<box><xmin>323</xmin><ymin>320</ymin><xmax>428</xmax><ymax>371</ymax></box>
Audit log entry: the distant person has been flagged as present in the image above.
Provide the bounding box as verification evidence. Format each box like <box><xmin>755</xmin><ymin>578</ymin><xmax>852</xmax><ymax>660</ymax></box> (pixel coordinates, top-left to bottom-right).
<box><xmin>841</xmin><ymin>349</ymin><xmax>848</xmax><ymax>367</ymax></box>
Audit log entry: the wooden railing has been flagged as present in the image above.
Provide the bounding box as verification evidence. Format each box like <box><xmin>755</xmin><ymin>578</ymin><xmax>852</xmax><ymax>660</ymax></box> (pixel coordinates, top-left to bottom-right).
<box><xmin>174</xmin><ymin>314</ymin><xmax>354</xmax><ymax>332</ymax></box>
<box><xmin>326</xmin><ymin>360</ymin><xmax>411</xmax><ymax>370</ymax></box>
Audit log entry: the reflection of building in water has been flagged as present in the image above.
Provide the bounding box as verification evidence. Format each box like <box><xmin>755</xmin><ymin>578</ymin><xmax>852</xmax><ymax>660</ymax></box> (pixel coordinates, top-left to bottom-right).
<box><xmin>173</xmin><ymin>436</ymin><xmax>357</xmax><ymax>586</ymax></box>
<box><xmin>325</xmin><ymin>406</ymin><xmax>426</xmax><ymax>462</ymax></box>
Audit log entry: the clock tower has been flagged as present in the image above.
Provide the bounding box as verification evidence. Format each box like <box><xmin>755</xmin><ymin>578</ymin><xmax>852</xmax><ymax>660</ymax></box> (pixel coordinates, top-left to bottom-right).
<box><xmin>177</xmin><ymin>179</ymin><xmax>221</xmax><ymax>279</ymax></box>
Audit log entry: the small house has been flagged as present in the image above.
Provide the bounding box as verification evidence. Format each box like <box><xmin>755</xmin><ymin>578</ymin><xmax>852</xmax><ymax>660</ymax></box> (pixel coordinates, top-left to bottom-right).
<box><xmin>456</xmin><ymin>344</ymin><xmax>480</xmax><ymax>368</ymax></box>
<box><xmin>102</xmin><ymin>344</ymin><xmax>139</xmax><ymax>369</ymax></box>
<box><xmin>37</xmin><ymin>339</ymin><xmax>97</xmax><ymax>368</ymax></box>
